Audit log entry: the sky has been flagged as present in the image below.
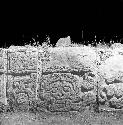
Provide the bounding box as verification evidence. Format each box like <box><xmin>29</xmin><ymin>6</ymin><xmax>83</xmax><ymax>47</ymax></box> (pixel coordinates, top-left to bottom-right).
<box><xmin>0</xmin><ymin>0</ymin><xmax>123</xmax><ymax>46</ymax></box>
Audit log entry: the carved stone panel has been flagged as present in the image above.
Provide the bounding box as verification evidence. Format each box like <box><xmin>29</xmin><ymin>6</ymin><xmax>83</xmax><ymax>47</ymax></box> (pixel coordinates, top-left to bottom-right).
<box><xmin>6</xmin><ymin>73</ymin><xmax>37</xmax><ymax>105</ymax></box>
<box><xmin>7</xmin><ymin>47</ymin><xmax>37</xmax><ymax>74</ymax></box>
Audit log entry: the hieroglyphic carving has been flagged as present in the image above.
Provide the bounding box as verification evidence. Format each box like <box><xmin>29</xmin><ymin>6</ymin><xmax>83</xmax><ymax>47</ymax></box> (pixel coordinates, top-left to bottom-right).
<box><xmin>7</xmin><ymin>47</ymin><xmax>37</xmax><ymax>74</ymax></box>
<box><xmin>6</xmin><ymin>73</ymin><xmax>37</xmax><ymax>106</ymax></box>
<box><xmin>37</xmin><ymin>71</ymin><xmax>97</xmax><ymax>112</ymax></box>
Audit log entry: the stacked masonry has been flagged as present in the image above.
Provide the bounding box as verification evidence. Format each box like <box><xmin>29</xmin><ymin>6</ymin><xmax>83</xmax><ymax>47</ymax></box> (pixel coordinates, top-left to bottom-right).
<box><xmin>0</xmin><ymin>46</ymin><xmax>41</xmax><ymax>105</ymax></box>
<box><xmin>0</xmin><ymin>46</ymin><xmax>98</xmax><ymax>111</ymax></box>
<box><xmin>1</xmin><ymin>46</ymin><xmax>123</xmax><ymax>112</ymax></box>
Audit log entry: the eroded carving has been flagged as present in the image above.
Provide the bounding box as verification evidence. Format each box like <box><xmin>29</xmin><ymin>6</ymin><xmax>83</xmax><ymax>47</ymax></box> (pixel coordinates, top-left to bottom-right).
<box><xmin>7</xmin><ymin>49</ymin><xmax>37</xmax><ymax>74</ymax></box>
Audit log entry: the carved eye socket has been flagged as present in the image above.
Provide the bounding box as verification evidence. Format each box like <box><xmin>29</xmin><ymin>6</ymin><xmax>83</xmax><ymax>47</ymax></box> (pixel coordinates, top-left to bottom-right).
<box><xmin>16</xmin><ymin>93</ymin><xmax>29</xmax><ymax>104</ymax></box>
<box><xmin>51</xmin><ymin>87</ymin><xmax>58</xmax><ymax>93</ymax></box>
<box><xmin>63</xmin><ymin>86</ymin><xmax>71</xmax><ymax>92</ymax></box>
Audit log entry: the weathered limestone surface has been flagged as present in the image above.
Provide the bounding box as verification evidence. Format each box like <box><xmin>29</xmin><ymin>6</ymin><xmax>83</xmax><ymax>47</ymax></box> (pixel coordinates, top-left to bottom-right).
<box><xmin>98</xmin><ymin>47</ymin><xmax>123</xmax><ymax>110</ymax></box>
<box><xmin>1</xmin><ymin>45</ymin><xmax>123</xmax><ymax>114</ymax></box>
